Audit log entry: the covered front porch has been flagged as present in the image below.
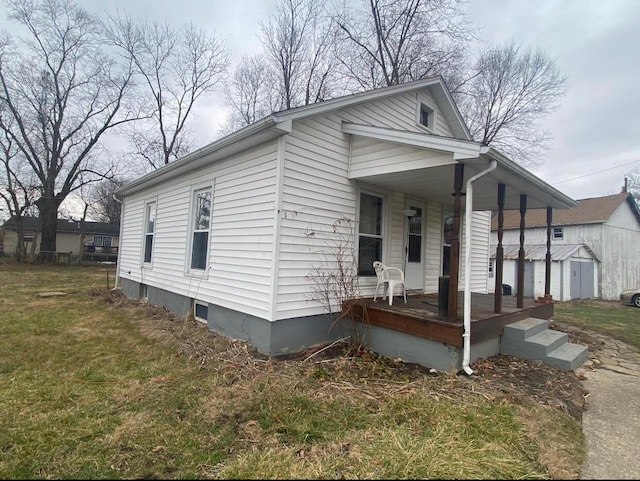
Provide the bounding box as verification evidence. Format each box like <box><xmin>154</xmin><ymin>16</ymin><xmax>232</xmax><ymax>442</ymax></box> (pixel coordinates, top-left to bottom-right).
<box><xmin>343</xmin><ymin>122</ymin><xmax>579</xmax><ymax>372</ymax></box>
<box><xmin>339</xmin><ymin>292</ymin><xmax>585</xmax><ymax>373</ymax></box>
<box><xmin>343</xmin><ymin>291</ymin><xmax>553</xmax><ymax>348</ymax></box>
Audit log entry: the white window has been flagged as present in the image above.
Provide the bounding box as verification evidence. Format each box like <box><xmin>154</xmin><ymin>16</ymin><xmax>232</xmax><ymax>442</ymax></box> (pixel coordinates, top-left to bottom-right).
<box><xmin>143</xmin><ymin>201</ymin><xmax>156</xmax><ymax>263</ymax></box>
<box><xmin>93</xmin><ymin>235</ymin><xmax>112</xmax><ymax>247</ymax></box>
<box><xmin>418</xmin><ymin>103</ymin><xmax>435</xmax><ymax>131</ymax></box>
<box><xmin>194</xmin><ymin>301</ymin><xmax>208</xmax><ymax>323</ymax></box>
<box><xmin>553</xmin><ymin>227</ymin><xmax>563</xmax><ymax>239</ymax></box>
<box><xmin>190</xmin><ymin>188</ymin><xmax>212</xmax><ymax>270</ymax></box>
<box><xmin>488</xmin><ymin>259</ymin><xmax>494</xmax><ymax>278</ymax></box>
<box><xmin>358</xmin><ymin>192</ymin><xmax>384</xmax><ymax>276</ymax></box>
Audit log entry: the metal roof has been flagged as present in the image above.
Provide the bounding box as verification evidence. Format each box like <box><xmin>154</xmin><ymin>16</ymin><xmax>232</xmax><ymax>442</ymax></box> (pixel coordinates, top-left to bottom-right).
<box><xmin>489</xmin><ymin>243</ymin><xmax>600</xmax><ymax>263</ymax></box>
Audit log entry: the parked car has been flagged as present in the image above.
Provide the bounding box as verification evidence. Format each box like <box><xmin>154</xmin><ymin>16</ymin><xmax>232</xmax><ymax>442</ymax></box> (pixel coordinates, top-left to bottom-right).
<box><xmin>620</xmin><ymin>288</ymin><xmax>640</xmax><ymax>308</ymax></box>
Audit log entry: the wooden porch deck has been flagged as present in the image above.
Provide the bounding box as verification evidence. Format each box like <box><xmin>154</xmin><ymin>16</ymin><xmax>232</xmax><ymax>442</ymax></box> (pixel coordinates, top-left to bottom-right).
<box><xmin>342</xmin><ymin>292</ymin><xmax>554</xmax><ymax>348</ymax></box>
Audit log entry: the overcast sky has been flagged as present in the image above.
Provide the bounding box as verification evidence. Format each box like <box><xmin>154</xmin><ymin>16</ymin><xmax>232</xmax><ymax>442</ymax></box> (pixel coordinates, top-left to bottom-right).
<box><xmin>12</xmin><ymin>0</ymin><xmax>640</xmax><ymax>203</ymax></box>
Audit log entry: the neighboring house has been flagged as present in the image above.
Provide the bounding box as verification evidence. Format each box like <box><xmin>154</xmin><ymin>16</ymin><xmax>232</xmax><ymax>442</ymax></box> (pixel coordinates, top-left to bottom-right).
<box><xmin>114</xmin><ymin>76</ymin><xmax>575</xmax><ymax>368</ymax></box>
<box><xmin>2</xmin><ymin>216</ymin><xmax>120</xmax><ymax>261</ymax></box>
<box><xmin>490</xmin><ymin>192</ymin><xmax>640</xmax><ymax>300</ymax></box>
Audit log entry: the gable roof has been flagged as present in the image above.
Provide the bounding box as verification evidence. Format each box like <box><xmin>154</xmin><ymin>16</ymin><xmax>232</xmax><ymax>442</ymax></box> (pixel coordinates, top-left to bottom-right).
<box><xmin>489</xmin><ymin>243</ymin><xmax>601</xmax><ymax>263</ymax></box>
<box><xmin>116</xmin><ymin>77</ymin><xmax>471</xmax><ymax>198</ymax></box>
<box><xmin>2</xmin><ymin>216</ymin><xmax>120</xmax><ymax>235</ymax></box>
<box><xmin>272</xmin><ymin>76</ymin><xmax>471</xmax><ymax>140</ymax></box>
<box><xmin>491</xmin><ymin>192</ymin><xmax>640</xmax><ymax>230</ymax></box>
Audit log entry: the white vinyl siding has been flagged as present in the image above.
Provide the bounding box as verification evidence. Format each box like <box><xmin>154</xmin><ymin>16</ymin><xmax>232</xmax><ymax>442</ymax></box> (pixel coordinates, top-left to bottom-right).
<box><xmin>275</xmin><ymin>115</ymin><xmax>356</xmax><ymax>319</ymax></box>
<box><xmin>349</xmin><ymin>136</ymin><xmax>455</xmax><ymax>179</ymax></box>
<box><xmin>119</xmin><ymin>141</ymin><xmax>279</xmax><ymax>319</ymax></box>
<box><xmin>335</xmin><ymin>89</ymin><xmax>454</xmax><ymax>137</ymax></box>
<box><xmin>388</xmin><ymin>192</ymin><xmax>406</xmax><ymax>270</ymax></box>
<box><xmin>424</xmin><ymin>201</ymin><xmax>444</xmax><ymax>293</ymax></box>
<box><xmin>118</xmin><ymin>196</ymin><xmax>144</xmax><ymax>270</ymax></box>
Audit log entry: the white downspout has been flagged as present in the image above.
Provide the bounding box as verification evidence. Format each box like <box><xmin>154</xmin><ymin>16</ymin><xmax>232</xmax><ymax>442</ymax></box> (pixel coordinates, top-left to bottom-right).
<box><xmin>462</xmin><ymin>159</ymin><xmax>498</xmax><ymax>375</ymax></box>
<box><xmin>112</xmin><ymin>193</ymin><xmax>124</xmax><ymax>290</ymax></box>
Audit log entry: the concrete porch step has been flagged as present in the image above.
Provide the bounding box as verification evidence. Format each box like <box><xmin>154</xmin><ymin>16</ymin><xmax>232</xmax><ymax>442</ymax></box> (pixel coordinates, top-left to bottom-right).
<box><xmin>502</xmin><ymin>317</ymin><xmax>549</xmax><ymax>341</ymax></box>
<box><xmin>500</xmin><ymin>317</ymin><xmax>588</xmax><ymax>371</ymax></box>
<box><xmin>546</xmin><ymin>343</ymin><xmax>589</xmax><ymax>371</ymax></box>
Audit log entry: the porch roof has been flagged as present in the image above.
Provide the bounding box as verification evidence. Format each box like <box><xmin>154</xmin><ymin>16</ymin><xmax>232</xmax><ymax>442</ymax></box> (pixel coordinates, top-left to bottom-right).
<box><xmin>342</xmin><ymin>123</ymin><xmax>577</xmax><ymax>212</ymax></box>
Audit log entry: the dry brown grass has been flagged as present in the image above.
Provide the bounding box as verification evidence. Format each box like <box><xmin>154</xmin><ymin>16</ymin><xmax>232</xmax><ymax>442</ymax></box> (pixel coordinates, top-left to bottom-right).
<box><xmin>0</xmin><ymin>266</ymin><xmax>587</xmax><ymax>479</ymax></box>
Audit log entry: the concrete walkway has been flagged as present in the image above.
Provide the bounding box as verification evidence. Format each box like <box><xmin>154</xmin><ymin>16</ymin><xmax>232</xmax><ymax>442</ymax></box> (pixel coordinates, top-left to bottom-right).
<box><xmin>575</xmin><ymin>330</ymin><xmax>640</xmax><ymax>480</ymax></box>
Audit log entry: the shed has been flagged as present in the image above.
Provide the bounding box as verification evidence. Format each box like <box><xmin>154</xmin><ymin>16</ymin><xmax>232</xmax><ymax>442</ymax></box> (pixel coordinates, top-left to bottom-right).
<box><xmin>489</xmin><ymin>243</ymin><xmax>600</xmax><ymax>301</ymax></box>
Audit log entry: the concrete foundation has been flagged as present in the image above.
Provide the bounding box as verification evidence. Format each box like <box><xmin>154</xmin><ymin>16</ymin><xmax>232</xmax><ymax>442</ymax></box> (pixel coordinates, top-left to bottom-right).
<box><xmin>118</xmin><ymin>277</ymin><xmax>500</xmax><ymax>372</ymax></box>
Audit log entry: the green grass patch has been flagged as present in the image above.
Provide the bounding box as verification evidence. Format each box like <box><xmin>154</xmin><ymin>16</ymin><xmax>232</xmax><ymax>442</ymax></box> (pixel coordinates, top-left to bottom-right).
<box><xmin>0</xmin><ymin>264</ymin><xmax>585</xmax><ymax>479</ymax></box>
<box><xmin>553</xmin><ymin>299</ymin><xmax>640</xmax><ymax>349</ymax></box>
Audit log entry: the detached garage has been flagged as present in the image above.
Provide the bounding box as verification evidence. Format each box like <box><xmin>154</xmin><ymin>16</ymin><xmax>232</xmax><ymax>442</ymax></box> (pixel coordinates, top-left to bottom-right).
<box><xmin>489</xmin><ymin>244</ymin><xmax>600</xmax><ymax>302</ymax></box>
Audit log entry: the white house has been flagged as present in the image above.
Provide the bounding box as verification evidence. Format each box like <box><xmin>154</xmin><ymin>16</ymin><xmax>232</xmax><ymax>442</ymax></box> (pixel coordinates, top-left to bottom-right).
<box><xmin>490</xmin><ymin>191</ymin><xmax>640</xmax><ymax>300</ymax></box>
<box><xmin>114</xmin><ymin>77</ymin><xmax>576</xmax><ymax>371</ymax></box>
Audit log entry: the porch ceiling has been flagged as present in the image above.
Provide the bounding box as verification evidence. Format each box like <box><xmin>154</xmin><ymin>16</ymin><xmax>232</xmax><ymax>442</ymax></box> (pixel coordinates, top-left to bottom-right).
<box><xmin>344</xmin><ymin>124</ymin><xmax>576</xmax><ymax>211</ymax></box>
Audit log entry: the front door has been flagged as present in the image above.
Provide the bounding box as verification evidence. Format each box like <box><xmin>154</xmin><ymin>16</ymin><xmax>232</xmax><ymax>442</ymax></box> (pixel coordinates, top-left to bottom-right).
<box><xmin>404</xmin><ymin>201</ymin><xmax>425</xmax><ymax>290</ymax></box>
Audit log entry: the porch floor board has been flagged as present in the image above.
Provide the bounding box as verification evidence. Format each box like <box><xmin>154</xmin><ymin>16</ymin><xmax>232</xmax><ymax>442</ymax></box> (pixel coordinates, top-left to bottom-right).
<box><xmin>343</xmin><ymin>292</ymin><xmax>554</xmax><ymax>348</ymax></box>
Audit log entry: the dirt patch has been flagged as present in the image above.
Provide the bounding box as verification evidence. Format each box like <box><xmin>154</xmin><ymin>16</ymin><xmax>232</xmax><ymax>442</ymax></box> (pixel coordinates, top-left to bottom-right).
<box><xmin>95</xmin><ymin>288</ymin><xmax>593</xmax><ymax>421</ymax></box>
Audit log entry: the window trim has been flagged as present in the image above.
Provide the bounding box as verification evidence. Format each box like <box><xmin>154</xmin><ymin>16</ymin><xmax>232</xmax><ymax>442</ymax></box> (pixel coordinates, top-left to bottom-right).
<box><xmin>416</xmin><ymin>95</ymin><xmax>437</xmax><ymax>133</ymax></box>
<box><xmin>357</xmin><ymin>188</ymin><xmax>387</xmax><ymax>277</ymax></box>
<box><xmin>185</xmin><ymin>183</ymin><xmax>213</xmax><ymax>277</ymax></box>
<box><xmin>193</xmin><ymin>301</ymin><xmax>208</xmax><ymax>324</ymax></box>
<box><xmin>142</xmin><ymin>199</ymin><xmax>157</xmax><ymax>265</ymax></box>
<box><xmin>553</xmin><ymin>226</ymin><xmax>564</xmax><ymax>239</ymax></box>
<box><xmin>93</xmin><ymin>235</ymin><xmax>112</xmax><ymax>247</ymax></box>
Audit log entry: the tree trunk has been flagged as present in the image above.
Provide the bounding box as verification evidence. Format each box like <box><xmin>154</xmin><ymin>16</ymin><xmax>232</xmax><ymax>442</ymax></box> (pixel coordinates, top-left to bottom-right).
<box><xmin>36</xmin><ymin>197</ymin><xmax>61</xmax><ymax>263</ymax></box>
<box><xmin>14</xmin><ymin>216</ymin><xmax>26</xmax><ymax>262</ymax></box>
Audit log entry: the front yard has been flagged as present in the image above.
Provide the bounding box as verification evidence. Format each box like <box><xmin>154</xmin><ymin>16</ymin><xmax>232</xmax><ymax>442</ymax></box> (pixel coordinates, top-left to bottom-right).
<box><xmin>0</xmin><ymin>264</ymin><xmax>593</xmax><ymax>479</ymax></box>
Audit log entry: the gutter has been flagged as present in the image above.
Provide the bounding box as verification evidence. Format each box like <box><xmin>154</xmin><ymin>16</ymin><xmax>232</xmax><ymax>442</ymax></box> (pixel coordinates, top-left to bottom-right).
<box><xmin>112</xmin><ymin>193</ymin><xmax>123</xmax><ymax>290</ymax></box>
<box><xmin>462</xmin><ymin>159</ymin><xmax>498</xmax><ymax>375</ymax></box>
<box><xmin>484</xmin><ymin>147</ymin><xmax>577</xmax><ymax>209</ymax></box>
<box><xmin>116</xmin><ymin>116</ymin><xmax>289</xmax><ymax>197</ymax></box>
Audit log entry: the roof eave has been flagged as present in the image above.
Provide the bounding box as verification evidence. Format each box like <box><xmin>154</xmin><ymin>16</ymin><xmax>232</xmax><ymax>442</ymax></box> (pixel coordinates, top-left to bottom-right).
<box><xmin>484</xmin><ymin>147</ymin><xmax>577</xmax><ymax>210</ymax></box>
<box><xmin>115</xmin><ymin>116</ymin><xmax>291</xmax><ymax>198</ymax></box>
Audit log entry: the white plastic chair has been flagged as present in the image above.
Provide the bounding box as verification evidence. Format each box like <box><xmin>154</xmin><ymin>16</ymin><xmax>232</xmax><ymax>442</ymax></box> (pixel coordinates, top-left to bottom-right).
<box><xmin>373</xmin><ymin>261</ymin><xmax>407</xmax><ymax>306</ymax></box>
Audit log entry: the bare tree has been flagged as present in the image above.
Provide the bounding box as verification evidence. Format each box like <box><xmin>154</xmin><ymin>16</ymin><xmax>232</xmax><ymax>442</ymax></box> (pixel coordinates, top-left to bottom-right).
<box><xmin>0</xmin><ymin>0</ymin><xmax>140</xmax><ymax>262</ymax></box>
<box><xmin>221</xmin><ymin>55</ymin><xmax>279</xmax><ymax>135</ymax></box>
<box><xmin>458</xmin><ymin>42</ymin><xmax>568</xmax><ymax>166</ymax></box>
<box><xmin>223</xmin><ymin>0</ymin><xmax>340</xmax><ymax>133</ymax></box>
<box><xmin>88</xmin><ymin>176</ymin><xmax>127</xmax><ymax>225</ymax></box>
<box><xmin>107</xmin><ymin>15</ymin><xmax>230</xmax><ymax>169</ymax></box>
<box><xmin>625</xmin><ymin>172</ymin><xmax>640</xmax><ymax>205</ymax></box>
<box><xmin>335</xmin><ymin>0</ymin><xmax>473</xmax><ymax>91</ymax></box>
<box><xmin>260</xmin><ymin>0</ymin><xmax>340</xmax><ymax>110</ymax></box>
<box><xmin>0</xmin><ymin>120</ymin><xmax>38</xmax><ymax>261</ymax></box>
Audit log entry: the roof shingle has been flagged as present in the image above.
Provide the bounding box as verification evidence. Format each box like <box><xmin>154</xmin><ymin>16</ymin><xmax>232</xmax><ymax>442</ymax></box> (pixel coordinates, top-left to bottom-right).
<box><xmin>491</xmin><ymin>192</ymin><xmax>640</xmax><ymax>230</ymax></box>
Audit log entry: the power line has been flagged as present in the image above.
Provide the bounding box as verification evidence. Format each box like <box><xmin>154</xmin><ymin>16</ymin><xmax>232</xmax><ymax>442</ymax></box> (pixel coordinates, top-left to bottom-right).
<box><xmin>550</xmin><ymin>159</ymin><xmax>640</xmax><ymax>186</ymax></box>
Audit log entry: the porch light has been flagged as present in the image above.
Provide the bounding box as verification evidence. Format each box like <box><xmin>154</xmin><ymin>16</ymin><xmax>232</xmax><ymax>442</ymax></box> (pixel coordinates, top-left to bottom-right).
<box><xmin>404</xmin><ymin>208</ymin><xmax>417</xmax><ymax>218</ymax></box>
